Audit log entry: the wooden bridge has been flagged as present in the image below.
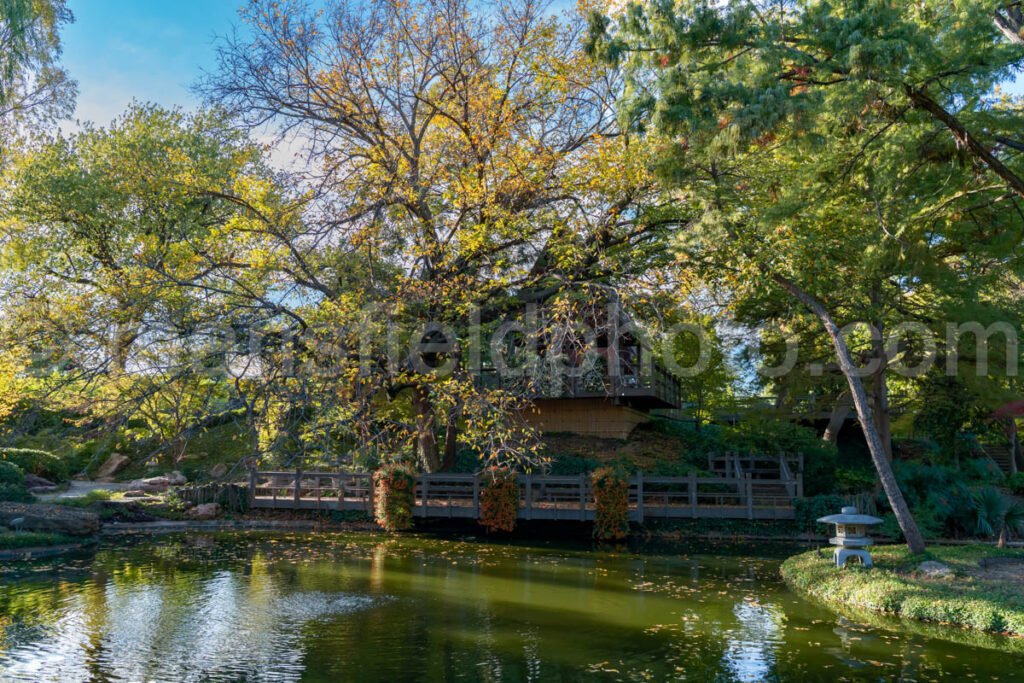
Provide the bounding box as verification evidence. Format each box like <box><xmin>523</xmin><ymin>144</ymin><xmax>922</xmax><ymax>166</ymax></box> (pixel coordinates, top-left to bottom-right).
<box><xmin>248</xmin><ymin>454</ymin><xmax>803</xmax><ymax>522</ymax></box>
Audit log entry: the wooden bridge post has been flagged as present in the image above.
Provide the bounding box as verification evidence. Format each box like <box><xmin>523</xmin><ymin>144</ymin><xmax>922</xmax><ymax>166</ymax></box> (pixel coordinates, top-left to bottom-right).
<box><xmin>473</xmin><ymin>474</ymin><xmax>480</xmax><ymax>518</ymax></box>
<box><xmin>293</xmin><ymin>467</ymin><xmax>302</xmax><ymax>509</ymax></box>
<box><xmin>524</xmin><ymin>474</ymin><xmax>532</xmax><ymax>520</ymax></box>
<box><xmin>635</xmin><ymin>472</ymin><xmax>644</xmax><ymax>524</ymax></box>
<box><xmin>745</xmin><ymin>473</ymin><xmax>753</xmax><ymax>520</ymax></box>
<box><xmin>248</xmin><ymin>468</ymin><xmax>256</xmax><ymax>508</ymax></box>
<box><xmin>420</xmin><ymin>475</ymin><xmax>429</xmax><ymax>518</ymax></box>
<box><xmin>689</xmin><ymin>471</ymin><xmax>697</xmax><ymax>518</ymax></box>
<box><xmin>578</xmin><ymin>473</ymin><xmax>586</xmax><ymax>521</ymax></box>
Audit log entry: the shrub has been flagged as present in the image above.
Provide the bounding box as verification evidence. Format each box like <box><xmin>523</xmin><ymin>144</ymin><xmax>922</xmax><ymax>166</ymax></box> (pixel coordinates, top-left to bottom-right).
<box><xmin>545</xmin><ymin>453</ymin><xmax>601</xmax><ymax>476</ymax></box>
<box><xmin>373</xmin><ymin>464</ymin><xmax>416</xmax><ymax>531</ymax></box>
<box><xmin>0</xmin><ymin>448</ymin><xmax>67</xmax><ymax>481</ymax></box>
<box><xmin>794</xmin><ymin>494</ymin><xmax>844</xmax><ymax>534</ymax></box>
<box><xmin>0</xmin><ymin>461</ymin><xmax>25</xmax><ymax>487</ymax></box>
<box><xmin>1008</xmin><ymin>473</ymin><xmax>1024</xmax><ymax>496</ymax></box>
<box><xmin>478</xmin><ymin>467</ymin><xmax>519</xmax><ymax>533</ymax></box>
<box><xmin>834</xmin><ymin>467</ymin><xmax>875</xmax><ymax>494</ymax></box>
<box><xmin>591</xmin><ymin>467</ymin><xmax>630</xmax><ymax>541</ymax></box>
<box><xmin>0</xmin><ymin>483</ymin><xmax>35</xmax><ymax>503</ymax></box>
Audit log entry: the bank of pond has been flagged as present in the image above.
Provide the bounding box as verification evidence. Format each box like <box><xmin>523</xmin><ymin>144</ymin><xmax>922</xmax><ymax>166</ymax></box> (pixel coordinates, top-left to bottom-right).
<box><xmin>0</xmin><ymin>531</ymin><xmax>1022</xmax><ymax>681</ymax></box>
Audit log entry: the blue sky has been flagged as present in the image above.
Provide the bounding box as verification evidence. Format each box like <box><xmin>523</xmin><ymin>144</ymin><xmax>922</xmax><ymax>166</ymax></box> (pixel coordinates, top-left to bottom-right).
<box><xmin>62</xmin><ymin>1</ymin><xmax>243</xmax><ymax>126</ymax></box>
<box><xmin>61</xmin><ymin>1</ymin><xmax>1024</xmax><ymax>129</ymax></box>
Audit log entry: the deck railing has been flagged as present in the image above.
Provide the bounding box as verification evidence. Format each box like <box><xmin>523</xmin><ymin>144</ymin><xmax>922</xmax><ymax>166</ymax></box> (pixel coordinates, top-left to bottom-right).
<box><xmin>249</xmin><ymin>468</ymin><xmax>801</xmax><ymax>521</ymax></box>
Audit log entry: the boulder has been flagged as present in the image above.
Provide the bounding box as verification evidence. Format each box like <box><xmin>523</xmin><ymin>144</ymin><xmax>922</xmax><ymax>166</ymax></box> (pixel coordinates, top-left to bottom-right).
<box><xmin>122</xmin><ymin>490</ymin><xmax>152</xmax><ymax>498</ymax></box>
<box><xmin>128</xmin><ymin>472</ymin><xmax>185</xmax><ymax>492</ymax></box>
<box><xmin>24</xmin><ymin>474</ymin><xmax>55</xmax><ymax>489</ymax></box>
<box><xmin>27</xmin><ymin>485</ymin><xmax>59</xmax><ymax>495</ymax></box>
<box><xmin>209</xmin><ymin>463</ymin><xmax>229</xmax><ymax>479</ymax></box>
<box><xmin>184</xmin><ymin>503</ymin><xmax>221</xmax><ymax>520</ymax></box>
<box><xmin>0</xmin><ymin>502</ymin><xmax>100</xmax><ymax>536</ymax></box>
<box><xmin>917</xmin><ymin>560</ymin><xmax>953</xmax><ymax>579</ymax></box>
<box><xmin>128</xmin><ymin>477</ymin><xmax>169</xmax><ymax>492</ymax></box>
<box><xmin>95</xmin><ymin>453</ymin><xmax>131</xmax><ymax>480</ymax></box>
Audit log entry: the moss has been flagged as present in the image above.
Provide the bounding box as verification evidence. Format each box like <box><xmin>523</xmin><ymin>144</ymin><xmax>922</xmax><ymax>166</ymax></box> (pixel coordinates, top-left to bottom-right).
<box><xmin>781</xmin><ymin>545</ymin><xmax>1024</xmax><ymax>637</ymax></box>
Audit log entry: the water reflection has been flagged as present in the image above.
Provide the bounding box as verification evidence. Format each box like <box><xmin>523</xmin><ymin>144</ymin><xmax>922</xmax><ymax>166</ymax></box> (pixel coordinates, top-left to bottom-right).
<box><xmin>722</xmin><ymin>600</ymin><xmax>784</xmax><ymax>682</ymax></box>
<box><xmin>0</xmin><ymin>533</ymin><xmax>1022</xmax><ymax>682</ymax></box>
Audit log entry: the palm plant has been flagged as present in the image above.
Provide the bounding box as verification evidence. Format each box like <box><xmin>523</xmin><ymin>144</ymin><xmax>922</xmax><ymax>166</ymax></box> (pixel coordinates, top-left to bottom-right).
<box><xmin>972</xmin><ymin>487</ymin><xmax>1024</xmax><ymax>548</ymax></box>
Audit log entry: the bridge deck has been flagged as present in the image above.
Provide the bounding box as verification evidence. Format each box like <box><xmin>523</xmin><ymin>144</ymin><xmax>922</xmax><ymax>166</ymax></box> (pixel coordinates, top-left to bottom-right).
<box><xmin>248</xmin><ymin>471</ymin><xmax>799</xmax><ymax>521</ymax></box>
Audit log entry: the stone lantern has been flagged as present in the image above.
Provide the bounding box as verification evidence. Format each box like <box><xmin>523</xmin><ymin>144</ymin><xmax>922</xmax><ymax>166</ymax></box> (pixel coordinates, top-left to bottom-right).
<box><xmin>817</xmin><ymin>506</ymin><xmax>883</xmax><ymax>568</ymax></box>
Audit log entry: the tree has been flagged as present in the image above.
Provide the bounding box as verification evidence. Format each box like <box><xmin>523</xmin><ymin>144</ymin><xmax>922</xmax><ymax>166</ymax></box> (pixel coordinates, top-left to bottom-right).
<box><xmin>0</xmin><ymin>103</ymin><xmax>288</xmax><ymax>461</ymax></box>
<box><xmin>201</xmin><ymin>0</ymin><xmax>672</xmax><ymax>471</ymax></box>
<box><xmin>0</xmin><ymin>0</ymin><xmax>75</xmax><ymax>135</ymax></box>
<box><xmin>587</xmin><ymin>1</ymin><xmax>1024</xmax><ymax>553</ymax></box>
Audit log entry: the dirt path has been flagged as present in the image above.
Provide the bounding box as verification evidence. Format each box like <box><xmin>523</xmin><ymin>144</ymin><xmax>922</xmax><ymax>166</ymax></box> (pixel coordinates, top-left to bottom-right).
<box><xmin>35</xmin><ymin>480</ymin><xmax>135</xmax><ymax>501</ymax></box>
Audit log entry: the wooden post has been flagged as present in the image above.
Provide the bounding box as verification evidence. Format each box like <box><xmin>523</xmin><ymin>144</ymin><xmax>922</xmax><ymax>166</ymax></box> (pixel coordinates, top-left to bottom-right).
<box><xmin>579</xmin><ymin>473</ymin><xmax>586</xmax><ymax>521</ymax></box>
<box><xmin>420</xmin><ymin>475</ymin><xmax>429</xmax><ymax>518</ymax></box>
<box><xmin>293</xmin><ymin>467</ymin><xmax>302</xmax><ymax>509</ymax></box>
<box><xmin>745</xmin><ymin>473</ymin><xmax>753</xmax><ymax>520</ymax></box>
<box><xmin>524</xmin><ymin>474</ymin><xmax>532</xmax><ymax>520</ymax></box>
<box><xmin>248</xmin><ymin>468</ymin><xmax>256</xmax><ymax>508</ymax></box>
<box><xmin>636</xmin><ymin>472</ymin><xmax>644</xmax><ymax>524</ymax></box>
<box><xmin>473</xmin><ymin>474</ymin><xmax>480</xmax><ymax>518</ymax></box>
<box><xmin>689</xmin><ymin>470</ymin><xmax>697</xmax><ymax>518</ymax></box>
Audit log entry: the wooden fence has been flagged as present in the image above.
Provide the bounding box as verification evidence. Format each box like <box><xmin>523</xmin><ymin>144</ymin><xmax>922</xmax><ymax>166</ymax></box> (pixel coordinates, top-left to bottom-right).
<box><xmin>248</xmin><ymin>468</ymin><xmax>801</xmax><ymax>521</ymax></box>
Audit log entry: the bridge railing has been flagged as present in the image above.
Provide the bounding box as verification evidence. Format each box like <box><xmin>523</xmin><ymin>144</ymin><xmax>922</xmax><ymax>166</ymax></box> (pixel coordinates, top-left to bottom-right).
<box><xmin>249</xmin><ymin>469</ymin><xmax>801</xmax><ymax>521</ymax></box>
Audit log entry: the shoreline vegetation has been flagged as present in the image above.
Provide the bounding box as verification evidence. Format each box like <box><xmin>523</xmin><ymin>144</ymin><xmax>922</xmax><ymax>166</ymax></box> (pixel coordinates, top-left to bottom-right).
<box><xmin>782</xmin><ymin>546</ymin><xmax>1024</xmax><ymax>639</ymax></box>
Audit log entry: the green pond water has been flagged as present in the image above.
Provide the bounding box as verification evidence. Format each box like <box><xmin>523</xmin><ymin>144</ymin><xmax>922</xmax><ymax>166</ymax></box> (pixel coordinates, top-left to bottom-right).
<box><xmin>0</xmin><ymin>532</ymin><xmax>1022</xmax><ymax>682</ymax></box>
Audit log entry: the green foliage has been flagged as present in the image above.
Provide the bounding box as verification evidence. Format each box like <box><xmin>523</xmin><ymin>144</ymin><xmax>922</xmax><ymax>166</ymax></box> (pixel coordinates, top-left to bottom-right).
<box><xmin>0</xmin><ymin>0</ymin><xmax>75</xmax><ymax>127</ymax></box>
<box><xmin>1008</xmin><ymin>473</ymin><xmax>1024</xmax><ymax>496</ymax></box>
<box><xmin>0</xmin><ymin>531</ymin><xmax>76</xmax><ymax>550</ymax></box>
<box><xmin>971</xmin><ymin>487</ymin><xmax>1024</xmax><ymax>541</ymax></box>
<box><xmin>545</xmin><ymin>453</ymin><xmax>601</xmax><ymax>476</ymax></box>
<box><xmin>782</xmin><ymin>545</ymin><xmax>1024</xmax><ymax>637</ymax></box>
<box><xmin>0</xmin><ymin>460</ymin><xmax>25</xmax><ymax>487</ymax></box>
<box><xmin>0</xmin><ymin>447</ymin><xmax>66</xmax><ymax>481</ymax></box>
<box><xmin>914</xmin><ymin>375</ymin><xmax>974</xmax><ymax>462</ymax></box>
<box><xmin>56</xmin><ymin>489</ymin><xmax>113</xmax><ymax>508</ymax></box>
<box><xmin>835</xmin><ymin>467</ymin><xmax>876</xmax><ymax>495</ymax></box>
<box><xmin>0</xmin><ymin>483</ymin><xmax>34</xmax><ymax>502</ymax></box>
<box><xmin>794</xmin><ymin>495</ymin><xmax>844</xmax><ymax>535</ymax></box>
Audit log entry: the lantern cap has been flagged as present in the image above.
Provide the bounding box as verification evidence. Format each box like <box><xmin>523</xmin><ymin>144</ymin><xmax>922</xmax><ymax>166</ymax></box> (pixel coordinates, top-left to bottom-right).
<box><xmin>817</xmin><ymin>506</ymin><xmax>883</xmax><ymax>525</ymax></box>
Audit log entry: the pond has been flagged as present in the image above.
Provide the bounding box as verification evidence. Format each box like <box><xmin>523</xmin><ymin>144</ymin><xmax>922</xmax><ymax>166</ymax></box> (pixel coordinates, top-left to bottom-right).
<box><xmin>0</xmin><ymin>532</ymin><xmax>1022</xmax><ymax>682</ymax></box>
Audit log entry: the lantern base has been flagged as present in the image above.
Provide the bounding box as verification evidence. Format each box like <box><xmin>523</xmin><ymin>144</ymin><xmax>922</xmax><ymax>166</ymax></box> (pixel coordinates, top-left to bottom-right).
<box><xmin>834</xmin><ymin>547</ymin><xmax>873</xmax><ymax>568</ymax></box>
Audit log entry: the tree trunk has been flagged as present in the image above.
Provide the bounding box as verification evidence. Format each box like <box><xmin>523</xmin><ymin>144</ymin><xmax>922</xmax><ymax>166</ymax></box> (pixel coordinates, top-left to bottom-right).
<box><xmin>869</xmin><ymin>324</ymin><xmax>893</xmax><ymax>460</ymax></box>
<box><xmin>998</xmin><ymin>524</ymin><xmax>1008</xmax><ymax>549</ymax></box>
<box><xmin>411</xmin><ymin>385</ymin><xmax>442</xmax><ymax>472</ymax></box>
<box><xmin>774</xmin><ymin>274</ymin><xmax>927</xmax><ymax>554</ymax></box>
<box><xmin>441</xmin><ymin>412</ymin><xmax>458</xmax><ymax>471</ymax></box>
<box><xmin>994</xmin><ymin>5</ymin><xmax>1024</xmax><ymax>45</ymax></box>
<box><xmin>823</xmin><ymin>391</ymin><xmax>851</xmax><ymax>444</ymax></box>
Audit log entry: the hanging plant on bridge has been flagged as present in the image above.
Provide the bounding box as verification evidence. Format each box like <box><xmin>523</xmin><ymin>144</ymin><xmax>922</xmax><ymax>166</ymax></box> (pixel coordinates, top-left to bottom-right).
<box><xmin>478</xmin><ymin>467</ymin><xmax>520</xmax><ymax>533</ymax></box>
<box><xmin>373</xmin><ymin>464</ymin><xmax>416</xmax><ymax>531</ymax></box>
<box><xmin>591</xmin><ymin>467</ymin><xmax>630</xmax><ymax>541</ymax></box>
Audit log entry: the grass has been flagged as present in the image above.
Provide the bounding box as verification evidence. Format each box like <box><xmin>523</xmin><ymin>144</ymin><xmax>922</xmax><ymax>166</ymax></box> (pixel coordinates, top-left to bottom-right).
<box><xmin>56</xmin><ymin>489</ymin><xmax>114</xmax><ymax>507</ymax></box>
<box><xmin>0</xmin><ymin>531</ymin><xmax>78</xmax><ymax>550</ymax></box>
<box><xmin>781</xmin><ymin>545</ymin><xmax>1024</xmax><ymax>637</ymax></box>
